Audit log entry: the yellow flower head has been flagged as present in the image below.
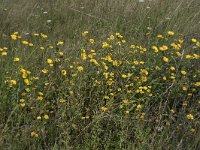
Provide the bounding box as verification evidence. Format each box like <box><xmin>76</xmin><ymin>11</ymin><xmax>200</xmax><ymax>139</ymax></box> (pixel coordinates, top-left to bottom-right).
<box><xmin>57</xmin><ymin>41</ymin><xmax>64</xmax><ymax>45</ymax></box>
<box><xmin>163</xmin><ymin>56</ymin><xmax>169</xmax><ymax>63</ymax></box>
<box><xmin>82</xmin><ymin>31</ymin><xmax>88</xmax><ymax>36</ymax></box>
<box><xmin>43</xmin><ymin>114</ymin><xmax>49</xmax><ymax>120</ymax></box>
<box><xmin>167</xmin><ymin>31</ymin><xmax>175</xmax><ymax>36</ymax></box>
<box><xmin>14</xmin><ymin>57</ymin><xmax>20</xmax><ymax>62</ymax></box>
<box><xmin>47</xmin><ymin>59</ymin><xmax>53</xmax><ymax>64</ymax></box>
<box><xmin>101</xmin><ymin>106</ymin><xmax>108</xmax><ymax>112</ymax></box>
<box><xmin>180</xmin><ymin>70</ymin><xmax>187</xmax><ymax>75</ymax></box>
<box><xmin>89</xmin><ymin>39</ymin><xmax>94</xmax><ymax>44</ymax></box>
<box><xmin>187</xmin><ymin>114</ymin><xmax>194</xmax><ymax>120</ymax></box>
<box><xmin>77</xmin><ymin>66</ymin><xmax>84</xmax><ymax>72</ymax></box>
<box><xmin>31</xmin><ymin>131</ymin><xmax>39</xmax><ymax>137</ymax></box>
<box><xmin>61</xmin><ymin>70</ymin><xmax>67</xmax><ymax>76</ymax></box>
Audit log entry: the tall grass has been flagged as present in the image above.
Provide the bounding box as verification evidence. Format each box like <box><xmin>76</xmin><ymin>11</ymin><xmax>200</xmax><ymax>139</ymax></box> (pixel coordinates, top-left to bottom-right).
<box><xmin>0</xmin><ymin>0</ymin><xmax>200</xmax><ymax>149</ymax></box>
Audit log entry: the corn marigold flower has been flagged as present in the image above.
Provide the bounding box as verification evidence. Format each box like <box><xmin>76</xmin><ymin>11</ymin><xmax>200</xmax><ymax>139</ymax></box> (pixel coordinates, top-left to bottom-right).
<box><xmin>194</xmin><ymin>82</ymin><xmax>200</xmax><ymax>86</ymax></box>
<box><xmin>170</xmin><ymin>66</ymin><xmax>175</xmax><ymax>71</ymax></box>
<box><xmin>191</xmin><ymin>38</ymin><xmax>197</xmax><ymax>43</ymax></box>
<box><xmin>47</xmin><ymin>59</ymin><xmax>53</xmax><ymax>64</ymax></box>
<box><xmin>187</xmin><ymin>114</ymin><xmax>194</xmax><ymax>120</ymax></box>
<box><xmin>42</xmin><ymin>68</ymin><xmax>48</xmax><ymax>74</ymax></box>
<box><xmin>82</xmin><ymin>31</ymin><xmax>88</xmax><ymax>36</ymax></box>
<box><xmin>61</xmin><ymin>70</ymin><xmax>67</xmax><ymax>76</ymax></box>
<box><xmin>41</xmin><ymin>33</ymin><xmax>48</xmax><ymax>38</ymax></box>
<box><xmin>37</xmin><ymin>96</ymin><xmax>43</xmax><ymax>101</ymax></box>
<box><xmin>14</xmin><ymin>57</ymin><xmax>20</xmax><ymax>62</ymax></box>
<box><xmin>136</xmin><ymin>104</ymin><xmax>143</xmax><ymax>111</ymax></box>
<box><xmin>59</xmin><ymin>98</ymin><xmax>65</xmax><ymax>103</ymax></box>
<box><xmin>167</xmin><ymin>31</ymin><xmax>174</xmax><ymax>36</ymax></box>
<box><xmin>57</xmin><ymin>41</ymin><xmax>64</xmax><ymax>45</ymax></box>
<box><xmin>20</xmin><ymin>103</ymin><xmax>26</xmax><ymax>107</ymax></box>
<box><xmin>34</xmin><ymin>33</ymin><xmax>39</xmax><ymax>36</ymax></box>
<box><xmin>29</xmin><ymin>43</ymin><xmax>34</xmax><ymax>47</ymax></box>
<box><xmin>11</xmin><ymin>34</ymin><xmax>17</xmax><ymax>40</ymax></box>
<box><xmin>44</xmin><ymin>114</ymin><xmax>49</xmax><ymax>120</ymax></box>
<box><xmin>77</xmin><ymin>66</ymin><xmax>84</xmax><ymax>72</ymax></box>
<box><xmin>157</xmin><ymin>34</ymin><xmax>164</xmax><ymax>38</ymax></box>
<box><xmin>159</xmin><ymin>45</ymin><xmax>168</xmax><ymax>51</ymax></box>
<box><xmin>1</xmin><ymin>52</ymin><xmax>7</xmax><ymax>56</ymax></box>
<box><xmin>163</xmin><ymin>56</ymin><xmax>169</xmax><ymax>63</ymax></box>
<box><xmin>151</xmin><ymin>46</ymin><xmax>159</xmax><ymax>53</ymax></box>
<box><xmin>24</xmin><ymin>79</ymin><xmax>31</xmax><ymax>85</ymax></box>
<box><xmin>101</xmin><ymin>106</ymin><xmax>108</xmax><ymax>112</ymax></box>
<box><xmin>37</xmin><ymin>116</ymin><xmax>41</xmax><ymax>120</ymax></box>
<box><xmin>21</xmin><ymin>41</ymin><xmax>29</xmax><ymax>45</ymax></box>
<box><xmin>89</xmin><ymin>39</ymin><xmax>94</xmax><ymax>44</ymax></box>
<box><xmin>180</xmin><ymin>70</ymin><xmax>187</xmax><ymax>75</ymax></box>
<box><xmin>31</xmin><ymin>131</ymin><xmax>39</xmax><ymax>137</ymax></box>
<box><xmin>81</xmin><ymin>52</ymin><xmax>87</xmax><ymax>60</ymax></box>
<box><xmin>107</xmin><ymin>35</ymin><xmax>115</xmax><ymax>41</ymax></box>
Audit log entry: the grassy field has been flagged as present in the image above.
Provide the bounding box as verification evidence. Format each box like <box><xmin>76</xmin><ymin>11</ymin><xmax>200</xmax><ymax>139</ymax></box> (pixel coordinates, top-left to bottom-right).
<box><xmin>0</xmin><ymin>0</ymin><xmax>200</xmax><ymax>149</ymax></box>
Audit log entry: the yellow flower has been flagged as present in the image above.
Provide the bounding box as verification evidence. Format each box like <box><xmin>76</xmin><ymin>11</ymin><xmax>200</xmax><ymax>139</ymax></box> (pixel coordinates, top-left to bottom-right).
<box><xmin>29</xmin><ymin>43</ymin><xmax>34</xmax><ymax>47</ymax></box>
<box><xmin>36</xmin><ymin>116</ymin><xmax>41</xmax><ymax>120</ymax></box>
<box><xmin>90</xmin><ymin>59</ymin><xmax>99</xmax><ymax>66</ymax></box>
<box><xmin>47</xmin><ymin>59</ymin><xmax>53</xmax><ymax>64</ymax></box>
<box><xmin>163</xmin><ymin>76</ymin><xmax>167</xmax><ymax>80</ymax></box>
<box><xmin>157</xmin><ymin>34</ymin><xmax>164</xmax><ymax>38</ymax></box>
<box><xmin>13</xmin><ymin>32</ymin><xmax>19</xmax><ymax>35</ymax></box>
<box><xmin>11</xmin><ymin>34</ymin><xmax>17</xmax><ymax>40</ymax></box>
<box><xmin>191</xmin><ymin>38</ymin><xmax>197</xmax><ymax>43</ymax></box>
<box><xmin>14</xmin><ymin>57</ymin><xmax>20</xmax><ymax>62</ymax></box>
<box><xmin>37</xmin><ymin>96</ymin><xmax>43</xmax><ymax>101</ymax></box>
<box><xmin>89</xmin><ymin>39</ymin><xmax>94</xmax><ymax>44</ymax></box>
<box><xmin>21</xmin><ymin>41</ymin><xmax>29</xmax><ymax>45</ymax></box>
<box><xmin>159</xmin><ymin>45</ymin><xmax>168</xmax><ymax>51</ymax></box>
<box><xmin>151</xmin><ymin>46</ymin><xmax>159</xmax><ymax>53</ymax></box>
<box><xmin>43</xmin><ymin>114</ymin><xmax>49</xmax><ymax>120</ymax></box>
<box><xmin>82</xmin><ymin>31</ymin><xmax>88</xmax><ymax>36</ymax></box>
<box><xmin>1</xmin><ymin>52</ymin><xmax>7</xmax><ymax>56</ymax></box>
<box><xmin>121</xmin><ymin>74</ymin><xmax>127</xmax><ymax>78</ymax></box>
<box><xmin>194</xmin><ymin>82</ymin><xmax>200</xmax><ymax>87</ymax></box>
<box><xmin>59</xmin><ymin>98</ymin><xmax>65</xmax><ymax>103</ymax></box>
<box><xmin>24</xmin><ymin>79</ymin><xmax>31</xmax><ymax>85</ymax></box>
<box><xmin>20</xmin><ymin>103</ymin><xmax>26</xmax><ymax>107</ymax></box>
<box><xmin>186</xmin><ymin>114</ymin><xmax>194</xmax><ymax>120</ymax></box>
<box><xmin>180</xmin><ymin>70</ymin><xmax>187</xmax><ymax>75</ymax></box>
<box><xmin>57</xmin><ymin>41</ymin><xmax>64</xmax><ymax>45</ymax></box>
<box><xmin>34</xmin><ymin>33</ymin><xmax>39</xmax><ymax>36</ymax></box>
<box><xmin>20</xmin><ymin>99</ymin><xmax>25</xmax><ymax>103</ymax></box>
<box><xmin>10</xmin><ymin>80</ymin><xmax>17</xmax><ymax>85</ymax></box>
<box><xmin>176</xmin><ymin>52</ymin><xmax>182</xmax><ymax>57</ymax></box>
<box><xmin>31</xmin><ymin>131</ymin><xmax>39</xmax><ymax>137</ymax></box>
<box><xmin>170</xmin><ymin>66</ymin><xmax>175</xmax><ymax>71</ymax></box>
<box><xmin>182</xmin><ymin>86</ymin><xmax>187</xmax><ymax>91</ymax></box>
<box><xmin>38</xmin><ymin>92</ymin><xmax>44</xmax><ymax>96</ymax></box>
<box><xmin>42</xmin><ymin>68</ymin><xmax>48</xmax><ymax>74</ymax></box>
<box><xmin>61</xmin><ymin>70</ymin><xmax>67</xmax><ymax>76</ymax></box>
<box><xmin>41</xmin><ymin>33</ymin><xmax>48</xmax><ymax>38</ymax></box>
<box><xmin>108</xmin><ymin>35</ymin><xmax>115</xmax><ymax>41</ymax></box>
<box><xmin>163</xmin><ymin>56</ymin><xmax>169</xmax><ymax>63</ymax></box>
<box><xmin>125</xmin><ymin>110</ymin><xmax>130</xmax><ymax>114</ymax></box>
<box><xmin>136</xmin><ymin>104</ymin><xmax>143</xmax><ymax>111</ymax></box>
<box><xmin>185</xmin><ymin>55</ymin><xmax>192</xmax><ymax>59</ymax></box>
<box><xmin>167</xmin><ymin>31</ymin><xmax>174</xmax><ymax>36</ymax></box>
<box><xmin>101</xmin><ymin>106</ymin><xmax>108</xmax><ymax>112</ymax></box>
<box><xmin>77</xmin><ymin>66</ymin><xmax>84</xmax><ymax>72</ymax></box>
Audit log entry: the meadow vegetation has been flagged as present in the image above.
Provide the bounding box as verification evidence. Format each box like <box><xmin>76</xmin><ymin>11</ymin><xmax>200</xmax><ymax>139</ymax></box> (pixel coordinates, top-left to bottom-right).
<box><xmin>0</xmin><ymin>0</ymin><xmax>200</xmax><ymax>149</ymax></box>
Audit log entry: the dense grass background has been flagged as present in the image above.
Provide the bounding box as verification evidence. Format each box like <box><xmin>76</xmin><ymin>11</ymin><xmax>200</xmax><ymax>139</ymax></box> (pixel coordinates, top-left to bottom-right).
<box><xmin>0</xmin><ymin>0</ymin><xmax>200</xmax><ymax>149</ymax></box>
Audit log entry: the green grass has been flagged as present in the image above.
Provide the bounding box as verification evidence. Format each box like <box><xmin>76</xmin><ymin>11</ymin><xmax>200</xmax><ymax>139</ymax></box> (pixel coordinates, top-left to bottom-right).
<box><xmin>0</xmin><ymin>0</ymin><xmax>200</xmax><ymax>149</ymax></box>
